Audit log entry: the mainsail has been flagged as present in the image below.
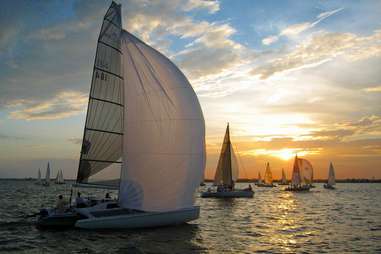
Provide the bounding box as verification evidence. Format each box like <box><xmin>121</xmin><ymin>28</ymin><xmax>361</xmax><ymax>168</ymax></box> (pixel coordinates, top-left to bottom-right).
<box><xmin>327</xmin><ymin>162</ymin><xmax>336</xmax><ymax>186</ymax></box>
<box><xmin>281</xmin><ymin>168</ymin><xmax>287</xmax><ymax>184</ymax></box>
<box><xmin>77</xmin><ymin>2</ymin><xmax>123</xmax><ymax>187</ymax></box>
<box><xmin>118</xmin><ymin>29</ymin><xmax>205</xmax><ymax>212</ymax></box>
<box><xmin>264</xmin><ymin>162</ymin><xmax>273</xmax><ymax>185</ymax></box>
<box><xmin>213</xmin><ymin>124</ymin><xmax>238</xmax><ymax>187</ymax></box>
<box><xmin>37</xmin><ymin>169</ymin><xmax>41</xmax><ymax>181</ymax></box>
<box><xmin>291</xmin><ymin>155</ymin><xmax>302</xmax><ymax>186</ymax></box>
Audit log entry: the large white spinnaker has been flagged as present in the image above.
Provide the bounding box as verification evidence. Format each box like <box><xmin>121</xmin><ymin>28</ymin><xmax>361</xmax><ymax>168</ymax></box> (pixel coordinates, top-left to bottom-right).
<box><xmin>327</xmin><ymin>162</ymin><xmax>336</xmax><ymax>186</ymax></box>
<box><xmin>298</xmin><ymin>158</ymin><xmax>313</xmax><ymax>185</ymax></box>
<box><xmin>119</xmin><ymin>30</ymin><xmax>205</xmax><ymax>212</ymax></box>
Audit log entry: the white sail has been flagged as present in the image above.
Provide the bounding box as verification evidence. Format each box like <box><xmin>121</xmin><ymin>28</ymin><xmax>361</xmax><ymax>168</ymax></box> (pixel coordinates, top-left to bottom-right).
<box><xmin>264</xmin><ymin>162</ymin><xmax>273</xmax><ymax>185</ymax></box>
<box><xmin>45</xmin><ymin>162</ymin><xmax>50</xmax><ymax>182</ymax></box>
<box><xmin>214</xmin><ymin>124</ymin><xmax>238</xmax><ymax>187</ymax></box>
<box><xmin>281</xmin><ymin>168</ymin><xmax>287</xmax><ymax>184</ymax></box>
<box><xmin>257</xmin><ymin>172</ymin><xmax>263</xmax><ymax>184</ymax></box>
<box><xmin>37</xmin><ymin>169</ymin><xmax>41</xmax><ymax>181</ymax></box>
<box><xmin>291</xmin><ymin>156</ymin><xmax>302</xmax><ymax>186</ymax></box>
<box><xmin>298</xmin><ymin>158</ymin><xmax>313</xmax><ymax>185</ymax></box>
<box><xmin>119</xmin><ymin>30</ymin><xmax>205</xmax><ymax>212</ymax></box>
<box><xmin>76</xmin><ymin>2</ymin><xmax>123</xmax><ymax>187</ymax></box>
<box><xmin>327</xmin><ymin>162</ymin><xmax>336</xmax><ymax>186</ymax></box>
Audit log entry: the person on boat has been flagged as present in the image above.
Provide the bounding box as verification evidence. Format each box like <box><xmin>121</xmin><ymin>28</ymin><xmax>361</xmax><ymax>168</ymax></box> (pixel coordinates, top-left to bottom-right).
<box><xmin>75</xmin><ymin>192</ymin><xmax>87</xmax><ymax>208</ymax></box>
<box><xmin>104</xmin><ymin>193</ymin><xmax>112</xmax><ymax>201</ymax></box>
<box><xmin>55</xmin><ymin>195</ymin><xmax>67</xmax><ymax>214</ymax></box>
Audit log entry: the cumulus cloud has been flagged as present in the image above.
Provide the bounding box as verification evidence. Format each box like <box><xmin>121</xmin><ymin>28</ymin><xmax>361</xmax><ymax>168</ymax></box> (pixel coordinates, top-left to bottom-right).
<box><xmin>253</xmin><ymin>29</ymin><xmax>381</xmax><ymax>79</ymax></box>
<box><xmin>183</xmin><ymin>0</ymin><xmax>220</xmax><ymax>13</ymax></box>
<box><xmin>363</xmin><ymin>85</ymin><xmax>381</xmax><ymax>92</ymax></box>
<box><xmin>9</xmin><ymin>91</ymin><xmax>87</xmax><ymax>120</ymax></box>
<box><xmin>262</xmin><ymin>8</ymin><xmax>343</xmax><ymax>46</ymax></box>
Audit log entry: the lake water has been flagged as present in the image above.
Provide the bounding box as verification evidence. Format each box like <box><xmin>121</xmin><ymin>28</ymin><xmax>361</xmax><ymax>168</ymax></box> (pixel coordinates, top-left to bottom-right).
<box><xmin>0</xmin><ymin>180</ymin><xmax>380</xmax><ymax>253</ymax></box>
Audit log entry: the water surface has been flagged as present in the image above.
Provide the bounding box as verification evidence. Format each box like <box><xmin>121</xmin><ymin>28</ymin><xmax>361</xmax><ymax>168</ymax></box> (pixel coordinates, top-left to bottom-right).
<box><xmin>0</xmin><ymin>180</ymin><xmax>380</xmax><ymax>253</ymax></box>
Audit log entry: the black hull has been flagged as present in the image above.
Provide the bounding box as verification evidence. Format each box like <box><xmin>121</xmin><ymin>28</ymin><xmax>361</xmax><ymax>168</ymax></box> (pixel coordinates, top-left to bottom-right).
<box><xmin>37</xmin><ymin>213</ymin><xmax>83</xmax><ymax>229</ymax></box>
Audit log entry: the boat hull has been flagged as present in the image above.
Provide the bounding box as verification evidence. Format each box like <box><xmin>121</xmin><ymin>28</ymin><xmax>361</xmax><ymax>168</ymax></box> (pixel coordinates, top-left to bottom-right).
<box><xmin>75</xmin><ymin>206</ymin><xmax>200</xmax><ymax>229</ymax></box>
<box><xmin>37</xmin><ymin>210</ymin><xmax>82</xmax><ymax>229</ymax></box>
<box><xmin>201</xmin><ymin>190</ymin><xmax>254</xmax><ymax>198</ymax></box>
<box><xmin>256</xmin><ymin>183</ymin><xmax>276</xmax><ymax>187</ymax></box>
<box><xmin>324</xmin><ymin>184</ymin><xmax>335</xmax><ymax>189</ymax></box>
<box><xmin>285</xmin><ymin>186</ymin><xmax>310</xmax><ymax>192</ymax></box>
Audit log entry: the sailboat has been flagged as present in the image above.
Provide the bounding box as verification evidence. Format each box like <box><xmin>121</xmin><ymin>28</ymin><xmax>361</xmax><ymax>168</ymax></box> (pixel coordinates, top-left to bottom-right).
<box><xmin>42</xmin><ymin>162</ymin><xmax>50</xmax><ymax>186</ymax></box>
<box><xmin>324</xmin><ymin>162</ymin><xmax>336</xmax><ymax>189</ymax></box>
<box><xmin>279</xmin><ymin>168</ymin><xmax>288</xmax><ymax>185</ymax></box>
<box><xmin>255</xmin><ymin>172</ymin><xmax>263</xmax><ymax>186</ymax></box>
<box><xmin>256</xmin><ymin>162</ymin><xmax>276</xmax><ymax>187</ymax></box>
<box><xmin>37</xmin><ymin>2</ymin><xmax>205</xmax><ymax>229</ymax></box>
<box><xmin>201</xmin><ymin>124</ymin><xmax>253</xmax><ymax>198</ymax></box>
<box><xmin>55</xmin><ymin>170</ymin><xmax>65</xmax><ymax>184</ymax></box>
<box><xmin>35</xmin><ymin>169</ymin><xmax>42</xmax><ymax>185</ymax></box>
<box><xmin>285</xmin><ymin>155</ymin><xmax>310</xmax><ymax>191</ymax></box>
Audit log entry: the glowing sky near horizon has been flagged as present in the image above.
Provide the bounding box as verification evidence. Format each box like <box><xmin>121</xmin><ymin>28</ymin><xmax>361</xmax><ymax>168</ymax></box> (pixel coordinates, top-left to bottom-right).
<box><xmin>0</xmin><ymin>0</ymin><xmax>380</xmax><ymax>179</ymax></box>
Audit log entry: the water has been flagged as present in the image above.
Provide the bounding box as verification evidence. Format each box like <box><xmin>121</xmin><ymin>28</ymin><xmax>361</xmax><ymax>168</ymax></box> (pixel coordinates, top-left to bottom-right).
<box><xmin>0</xmin><ymin>181</ymin><xmax>380</xmax><ymax>253</ymax></box>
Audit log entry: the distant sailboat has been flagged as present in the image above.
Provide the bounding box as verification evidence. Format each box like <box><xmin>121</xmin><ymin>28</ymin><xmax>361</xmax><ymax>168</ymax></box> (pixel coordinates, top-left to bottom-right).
<box><xmin>257</xmin><ymin>162</ymin><xmax>276</xmax><ymax>187</ymax></box>
<box><xmin>38</xmin><ymin>2</ymin><xmax>205</xmax><ymax>229</ymax></box>
<box><xmin>324</xmin><ymin>162</ymin><xmax>336</xmax><ymax>189</ymax></box>
<box><xmin>35</xmin><ymin>169</ymin><xmax>42</xmax><ymax>185</ymax></box>
<box><xmin>279</xmin><ymin>168</ymin><xmax>288</xmax><ymax>185</ymax></box>
<box><xmin>55</xmin><ymin>170</ymin><xmax>65</xmax><ymax>184</ymax></box>
<box><xmin>201</xmin><ymin>124</ymin><xmax>253</xmax><ymax>198</ymax></box>
<box><xmin>285</xmin><ymin>155</ymin><xmax>310</xmax><ymax>191</ymax></box>
<box><xmin>42</xmin><ymin>162</ymin><xmax>50</xmax><ymax>186</ymax></box>
<box><xmin>256</xmin><ymin>172</ymin><xmax>263</xmax><ymax>185</ymax></box>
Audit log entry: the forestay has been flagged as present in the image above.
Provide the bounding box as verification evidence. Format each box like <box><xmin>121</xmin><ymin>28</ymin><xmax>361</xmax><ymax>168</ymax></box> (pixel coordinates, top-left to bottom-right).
<box><xmin>77</xmin><ymin>2</ymin><xmax>123</xmax><ymax>187</ymax></box>
<box><xmin>119</xmin><ymin>30</ymin><xmax>205</xmax><ymax>212</ymax></box>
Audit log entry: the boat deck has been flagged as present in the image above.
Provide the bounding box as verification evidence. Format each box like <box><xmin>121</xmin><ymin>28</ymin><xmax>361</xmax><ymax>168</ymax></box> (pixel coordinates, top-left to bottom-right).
<box><xmin>90</xmin><ymin>208</ymin><xmax>145</xmax><ymax>218</ymax></box>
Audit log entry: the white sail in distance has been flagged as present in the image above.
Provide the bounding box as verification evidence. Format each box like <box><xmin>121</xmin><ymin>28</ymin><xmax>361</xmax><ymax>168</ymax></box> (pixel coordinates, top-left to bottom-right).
<box><xmin>119</xmin><ymin>30</ymin><xmax>205</xmax><ymax>212</ymax></box>
<box><xmin>213</xmin><ymin>124</ymin><xmax>238</xmax><ymax>187</ymax></box>
<box><xmin>264</xmin><ymin>162</ymin><xmax>273</xmax><ymax>185</ymax></box>
<box><xmin>328</xmin><ymin>162</ymin><xmax>336</xmax><ymax>186</ymax></box>
<box><xmin>45</xmin><ymin>162</ymin><xmax>50</xmax><ymax>182</ymax></box>
<box><xmin>257</xmin><ymin>172</ymin><xmax>263</xmax><ymax>184</ymax></box>
<box><xmin>37</xmin><ymin>169</ymin><xmax>41</xmax><ymax>181</ymax></box>
<box><xmin>281</xmin><ymin>168</ymin><xmax>287</xmax><ymax>184</ymax></box>
<box><xmin>291</xmin><ymin>156</ymin><xmax>302</xmax><ymax>186</ymax></box>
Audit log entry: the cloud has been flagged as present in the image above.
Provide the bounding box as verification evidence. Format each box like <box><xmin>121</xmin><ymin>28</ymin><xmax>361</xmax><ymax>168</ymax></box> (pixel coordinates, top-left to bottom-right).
<box><xmin>9</xmin><ymin>91</ymin><xmax>87</xmax><ymax>120</ymax></box>
<box><xmin>183</xmin><ymin>0</ymin><xmax>220</xmax><ymax>14</ymax></box>
<box><xmin>262</xmin><ymin>8</ymin><xmax>343</xmax><ymax>45</ymax></box>
<box><xmin>363</xmin><ymin>85</ymin><xmax>381</xmax><ymax>92</ymax></box>
<box><xmin>262</xmin><ymin>35</ymin><xmax>279</xmax><ymax>45</ymax></box>
<box><xmin>67</xmin><ymin>137</ymin><xmax>82</xmax><ymax>144</ymax></box>
<box><xmin>253</xmin><ymin>29</ymin><xmax>381</xmax><ymax>79</ymax></box>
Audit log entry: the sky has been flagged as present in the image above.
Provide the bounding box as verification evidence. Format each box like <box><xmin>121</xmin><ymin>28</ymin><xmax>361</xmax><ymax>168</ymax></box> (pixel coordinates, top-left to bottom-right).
<box><xmin>0</xmin><ymin>0</ymin><xmax>380</xmax><ymax>179</ymax></box>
